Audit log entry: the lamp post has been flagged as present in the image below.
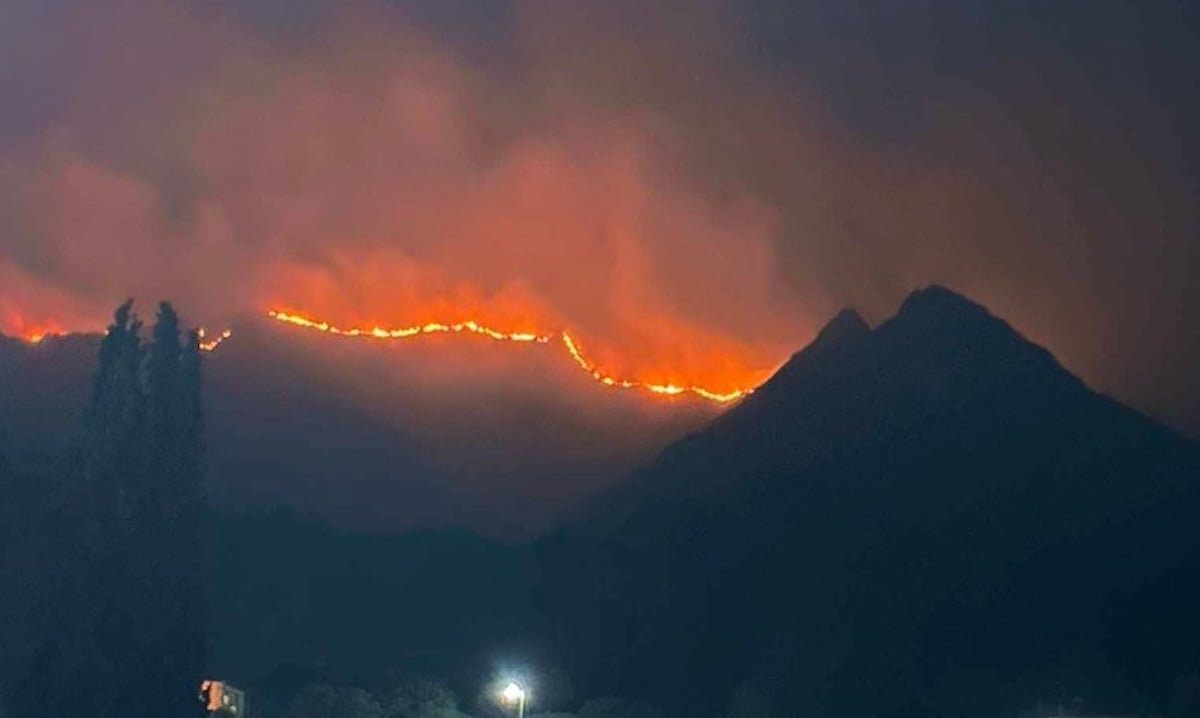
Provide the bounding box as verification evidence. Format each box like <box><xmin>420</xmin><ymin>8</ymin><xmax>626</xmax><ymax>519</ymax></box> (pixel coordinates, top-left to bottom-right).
<box><xmin>501</xmin><ymin>682</ymin><xmax>526</xmax><ymax>718</ymax></box>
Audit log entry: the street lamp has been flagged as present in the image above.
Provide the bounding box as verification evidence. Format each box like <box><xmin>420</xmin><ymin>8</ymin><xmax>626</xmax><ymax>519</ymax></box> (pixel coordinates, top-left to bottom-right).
<box><xmin>500</xmin><ymin>681</ymin><xmax>526</xmax><ymax>718</ymax></box>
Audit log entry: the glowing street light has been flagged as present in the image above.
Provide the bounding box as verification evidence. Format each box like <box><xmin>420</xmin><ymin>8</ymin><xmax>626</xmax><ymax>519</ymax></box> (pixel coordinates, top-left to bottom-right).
<box><xmin>500</xmin><ymin>681</ymin><xmax>527</xmax><ymax>718</ymax></box>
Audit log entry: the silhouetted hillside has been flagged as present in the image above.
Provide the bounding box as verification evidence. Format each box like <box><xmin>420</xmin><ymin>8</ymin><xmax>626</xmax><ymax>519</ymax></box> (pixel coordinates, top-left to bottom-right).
<box><xmin>539</xmin><ymin>285</ymin><xmax>1200</xmax><ymax>717</ymax></box>
<box><xmin>0</xmin><ymin>327</ymin><xmax>463</xmax><ymax>526</ymax></box>
<box><xmin>0</xmin><ymin>333</ymin><xmax>97</xmax><ymax>463</ymax></box>
<box><xmin>5</xmin><ymin>287</ymin><xmax>1199</xmax><ymax>717</ymax></box>
<box><xmin>0</xmin><ymin>319</ymin><xmax>711</xmax><ymax>537</ymax></box>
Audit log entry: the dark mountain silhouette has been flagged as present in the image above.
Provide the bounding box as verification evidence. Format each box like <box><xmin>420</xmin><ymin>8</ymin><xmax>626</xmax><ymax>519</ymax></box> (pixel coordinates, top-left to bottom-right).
<box><xmin>539</xmin><ymin>285</ymin><xmax>1200</xmax><ymax>717</ymax></box>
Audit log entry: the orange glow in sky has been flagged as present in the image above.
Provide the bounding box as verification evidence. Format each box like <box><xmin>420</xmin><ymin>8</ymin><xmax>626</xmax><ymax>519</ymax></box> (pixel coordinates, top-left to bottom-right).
<box><xmin>1</xmin><ymin>304</ymin><xmax>66</xmax><ymax>344</ymax></box>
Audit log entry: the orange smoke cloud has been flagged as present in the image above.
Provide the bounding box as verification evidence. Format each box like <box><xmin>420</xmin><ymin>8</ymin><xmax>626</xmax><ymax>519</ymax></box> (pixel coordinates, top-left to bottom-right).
<box><xmin>93</xmin><ymin>6</ymin><xmax>803</xmax><ymax>397</ymax></box>
<box><xmin>0</xmin><ymin>262</ymin><xmax>95</xmax><ymax>342</ymax></box>
<box><xmin>0</xmin><ymin>0</ymin><xmax>810</xmax><ymax>406</ymax></box>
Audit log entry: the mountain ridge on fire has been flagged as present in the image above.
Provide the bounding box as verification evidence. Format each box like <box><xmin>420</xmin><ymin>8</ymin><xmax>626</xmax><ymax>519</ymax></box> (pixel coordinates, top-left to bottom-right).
<box><xmin>3</xmin><ymin>286</ymin><xmax>1200</xmax><ymax>716</ymax></box>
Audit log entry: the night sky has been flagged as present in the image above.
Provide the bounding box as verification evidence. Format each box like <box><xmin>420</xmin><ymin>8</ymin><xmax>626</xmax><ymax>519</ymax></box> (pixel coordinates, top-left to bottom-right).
<box><xmin>1</xmin><ymin>0</ymin><xmax>1197</xmax><ymax>438</ymax></box>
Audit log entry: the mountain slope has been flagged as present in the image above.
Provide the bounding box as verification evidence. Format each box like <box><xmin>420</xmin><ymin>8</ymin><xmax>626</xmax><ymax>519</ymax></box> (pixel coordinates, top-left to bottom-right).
<box><xmin>0</xmin><ymin>318</ymin><xmax>712</xmax><ymax>535</ymax></box>
<box><xmin>0</xmin><ymin>327</ymin><xmax>459</xmax><ymax>529</ymax></box>
<box><xmin>540</xmin><ymin>285</ymin><xmax>1200</xmax><ymax>718</ymax></box>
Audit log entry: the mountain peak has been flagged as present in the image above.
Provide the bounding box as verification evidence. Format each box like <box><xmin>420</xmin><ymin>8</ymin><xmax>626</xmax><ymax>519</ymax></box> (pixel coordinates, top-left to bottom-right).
<box><xmin>877</xmin><ymin>284</ymin><xmax>1079</xmax><ymax>398</ymax></box>
<box><xmin>896</xmin><ymin>284</ymin><xmax>990</xmax><ymax>324</ymax></box>
<box><xmin>713</xmin><ymin>308</ymin><xmax>869</xmax><ymax>424</ymax></box>
<box><xmin>890</xmin><ymin>284</ymin><xmax>1033</xmax><ymax>350</ymax></box>
<box><xmin>811</xmin><ymin>308</ymin><xmax>870</xmax><ymax>349</ymax></box>
<box><xmin>768</xmin><ymin>308</ymin><xmax>869</xmax><ymax>380</ymax></box>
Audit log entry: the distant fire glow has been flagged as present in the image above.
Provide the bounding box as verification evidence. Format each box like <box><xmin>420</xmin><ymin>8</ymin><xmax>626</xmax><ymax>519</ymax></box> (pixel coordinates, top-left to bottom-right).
<box><xmin>267</xmin><ymin>309</ymin><xmax>756</xmax><ymax>403</ymax></box>
<box><xmin>1</xmin><ymin>304</ymin><xmax>65</xmax><ymax>344</ymax></box>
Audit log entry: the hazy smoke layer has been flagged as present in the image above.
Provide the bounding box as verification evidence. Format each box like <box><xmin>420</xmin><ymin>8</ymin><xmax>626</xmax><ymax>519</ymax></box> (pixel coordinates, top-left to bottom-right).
<box><xmin>1</xmin><ymin>0</ymin><xmax>1196</xmax><ymax>437</ymax></box>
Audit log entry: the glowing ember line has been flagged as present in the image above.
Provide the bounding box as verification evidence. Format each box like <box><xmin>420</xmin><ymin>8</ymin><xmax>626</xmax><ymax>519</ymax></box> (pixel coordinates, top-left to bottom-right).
<box><xmin>561</xmin><ymin>331</ymin><xmax>751</xmax><ymax>403</ymax></box>
<box><xmin>267</xmin><ymin>310</ymin><xmax>551</xmax><ymax>344</ymax></box>
<box><xmin>198</xmin><ymin>328</ymin><xmax>232</xmax><ymax>353</ymax></box>
<box><xmin>266</xmin><ymin>310</ymin><xmax>753</xmax><ymax>404</ymax></box>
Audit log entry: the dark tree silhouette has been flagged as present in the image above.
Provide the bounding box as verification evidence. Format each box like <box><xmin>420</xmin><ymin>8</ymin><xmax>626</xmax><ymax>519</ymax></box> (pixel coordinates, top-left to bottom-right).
<box><xmin>9</xmin><ymin>301</ymin><xmax>147</xmax><ymax>717</ymax></box>
<box><xmin>137</xmin><ymin>303</ymin><xmax>207</xmax><ymax>718</ymax></box>
<box><xmin>8</xmin><ymin>301</ymin><xmax>207</xmax><ymax>718</ymax></box>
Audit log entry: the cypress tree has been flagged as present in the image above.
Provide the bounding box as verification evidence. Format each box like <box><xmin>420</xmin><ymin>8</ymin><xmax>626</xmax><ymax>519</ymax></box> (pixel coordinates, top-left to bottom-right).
<box><xmin>11</xmin><ymin>300</ymin><xmax>208</xmax><ymax>718</ymax></box>
<box><xmin>142</xmin><ymin>303</ymin><xmax>207</xmax><ymax>717</ymax></box>
<box><xmin>83</xmin><ymin>299</ymin><xmax>145</xmax><ymax>534</ymax></box>
<box><xmin>83</xmin><ymin>300</ymin><xmax>147</xmax><ymax>717</ymax></box>
<box><xmin>12</xmin><ymin>301</ymin><xmax>148</xmax><ymax>718</ymax></box>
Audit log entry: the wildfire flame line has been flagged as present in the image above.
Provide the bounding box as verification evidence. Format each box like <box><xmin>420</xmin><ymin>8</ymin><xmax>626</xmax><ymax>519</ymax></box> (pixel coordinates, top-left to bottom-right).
<box><xmin>266</xmin><ymin>310</ymin><xmax>753</xmax><ymax>404</ymax></box>
<box><xmin>266</xmin><ymin>311</ymin><xmax>549</xmax><ymax>344</ymax></box>
<box><xmin>6</xmin><ymin>309</ymin><xmax>756</xmax><ymax>403</ymax></box>
<box><xmin>10</xmin><ymin>325</ymin><xmax>228</xmax><ymax>350</ymax></box>
<box><xmin>197</xmin><ymin>328</ymin><xmax>232</xmax><ymax>353</ymax></box>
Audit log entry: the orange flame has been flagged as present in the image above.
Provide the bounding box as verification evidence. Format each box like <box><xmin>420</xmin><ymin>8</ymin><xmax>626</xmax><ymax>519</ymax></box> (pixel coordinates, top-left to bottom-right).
<box><xmin>266</xmin><ymin>309</ymin><xmax>755</xmax><ymax>403</ymax></box>
<box><xmin>0</xmin><ymin>308</ymin><xmax>66</xmax><ymax>344</ymax></box>
<box><xmin>560</xmin><ymin>330</ymin><xmax>751</xmax><ymax>403</ymax></box>
<box><xmin>267</xmin><ymin>311</ymin><xmax>549</xmax><ymax>344</ymax></box>
<box><xmin>197</xmin><ymin>328</ymin><xmax>232</xmax><ymax>353</ymax></box>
